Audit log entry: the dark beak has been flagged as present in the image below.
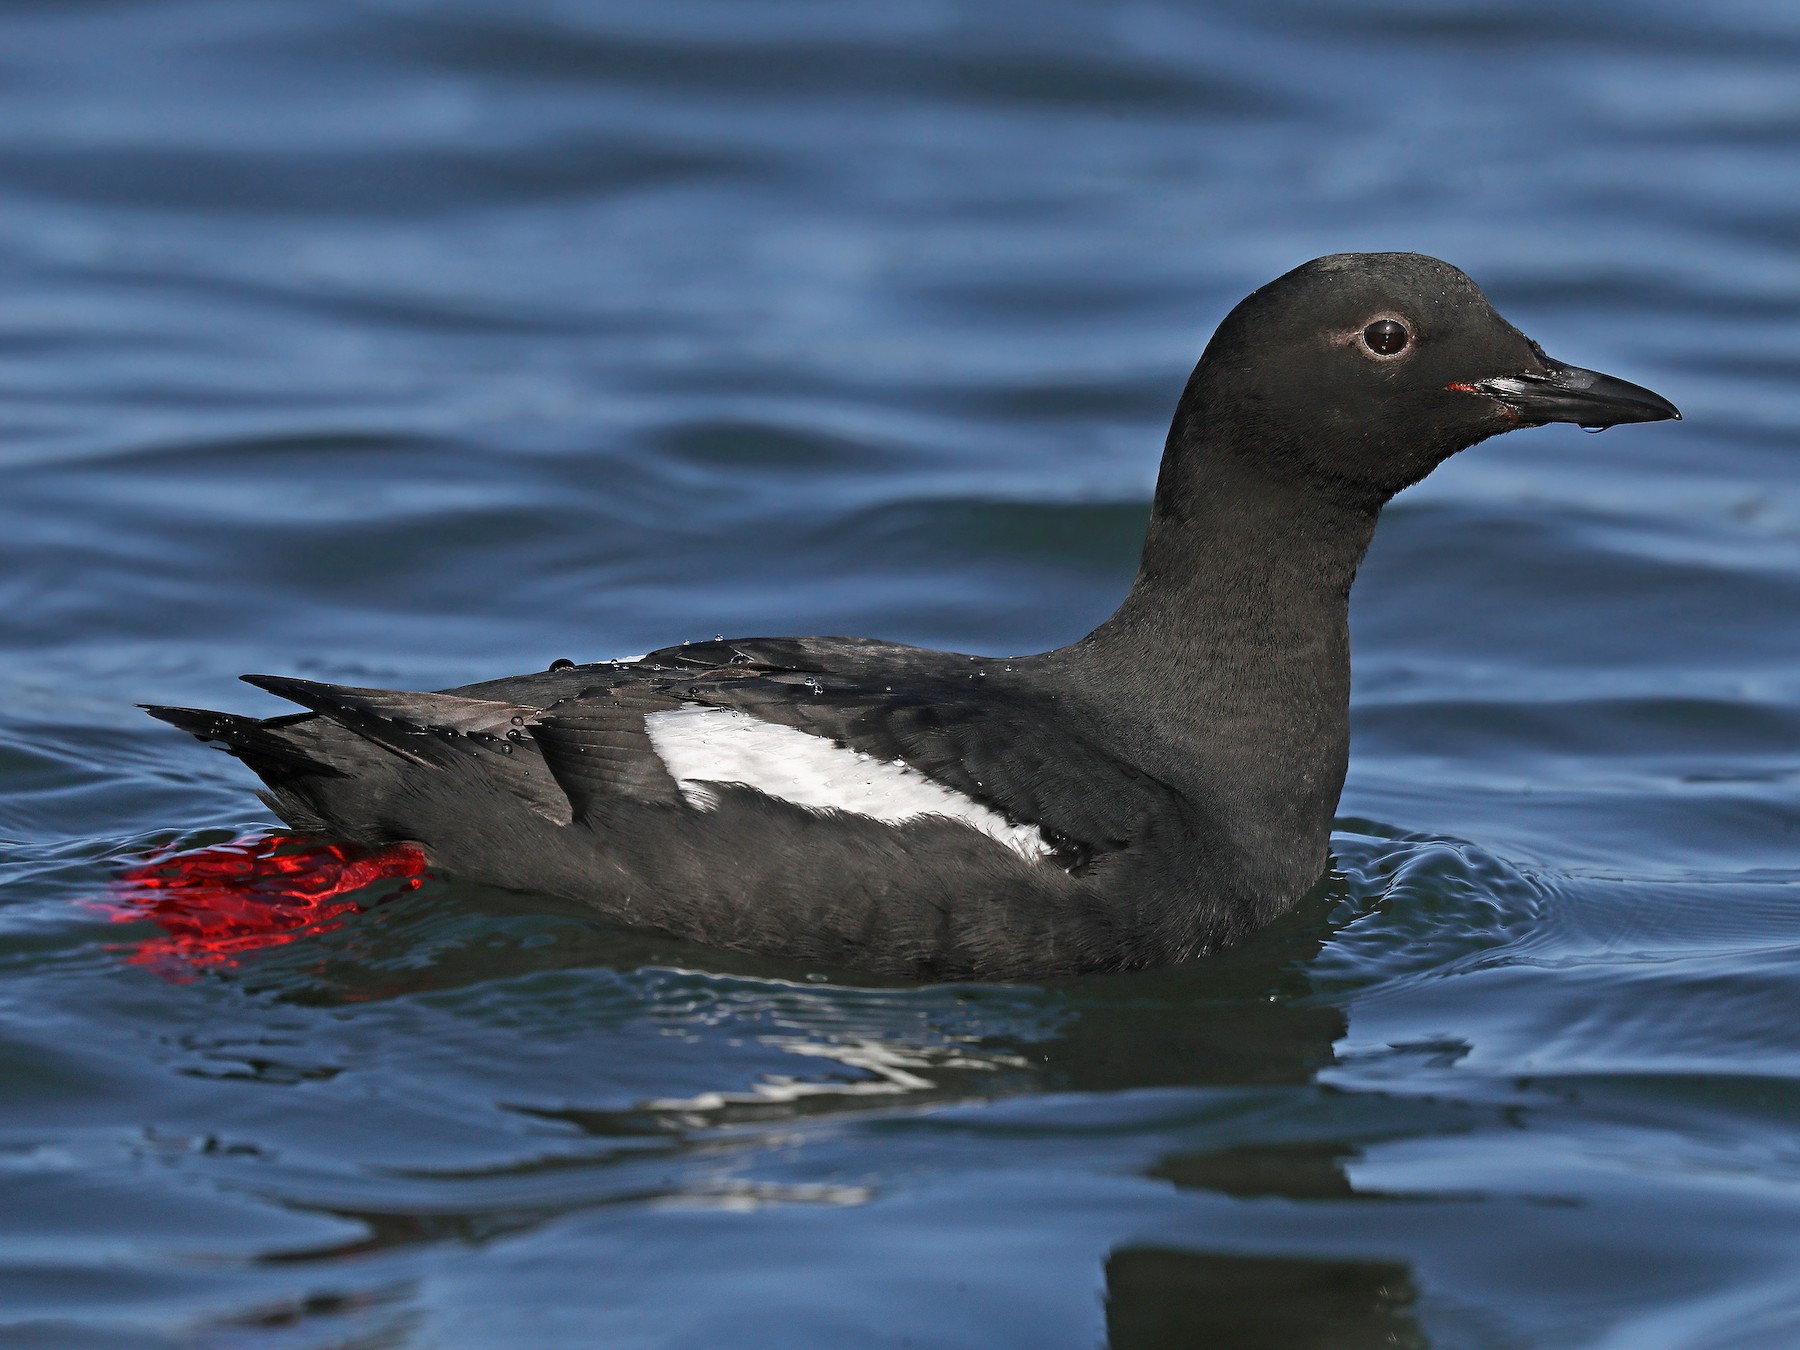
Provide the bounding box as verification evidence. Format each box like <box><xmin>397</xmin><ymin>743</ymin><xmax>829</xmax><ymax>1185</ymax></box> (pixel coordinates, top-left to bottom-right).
<box><xmin>1459</xmin><ymin>355</ymin><xmax>1681</xmax><ymax>428</ymax></box>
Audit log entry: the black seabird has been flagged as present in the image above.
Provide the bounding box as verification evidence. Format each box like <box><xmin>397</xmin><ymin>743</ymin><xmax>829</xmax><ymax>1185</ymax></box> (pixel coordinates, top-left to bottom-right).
<box><xmin>145</xmin><ymin>253</ymin><xmax>1679</xmax><ymax>980</ymax></box>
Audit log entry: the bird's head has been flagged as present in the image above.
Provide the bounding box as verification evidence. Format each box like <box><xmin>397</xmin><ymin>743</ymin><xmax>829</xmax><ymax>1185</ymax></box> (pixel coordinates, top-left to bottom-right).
<box><xmin>1176</xmin><ymin>252</ymin><xmax>1679</xmax><ymax>508</ymax></box>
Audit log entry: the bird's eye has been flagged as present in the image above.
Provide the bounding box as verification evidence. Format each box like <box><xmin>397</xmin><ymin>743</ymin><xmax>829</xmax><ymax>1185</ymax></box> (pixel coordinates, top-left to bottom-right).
<box><xmin>1363</xmin><ymin>319</ymin><xmax>1409</xmax><ymax>356</ymax></box>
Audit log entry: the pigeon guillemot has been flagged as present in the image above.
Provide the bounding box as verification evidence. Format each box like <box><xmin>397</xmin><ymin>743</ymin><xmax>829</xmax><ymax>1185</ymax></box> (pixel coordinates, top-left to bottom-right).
<box><xmin>146</xmin><ymin>253</ymin><xmax>1679</xmax><ymax>979</ymax></box>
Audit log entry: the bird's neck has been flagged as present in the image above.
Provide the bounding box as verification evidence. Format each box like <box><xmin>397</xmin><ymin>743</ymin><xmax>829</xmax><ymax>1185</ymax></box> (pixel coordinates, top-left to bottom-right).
<box><xmin>1062</xmin><ymin>433</ymin><xmax>1382</xmax><ymax>918</ymax></box>
<box><xmin>1085</xmin><ymin>439</ymin><xmax>1380</xmax><ymax>675</ymax></box>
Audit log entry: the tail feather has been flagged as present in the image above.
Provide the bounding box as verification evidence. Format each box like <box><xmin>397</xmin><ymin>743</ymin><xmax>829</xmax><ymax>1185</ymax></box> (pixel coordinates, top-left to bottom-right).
<box><xmin>239</xmin><ymin>675</ymin><xmax>536</xmax><ymax>767</ymax></box>
<box><xmin>140</xmin><ymin>703</ymin><xmax>347</xmax><ymax>778</ymax></box>
<box><xmin>146</xmin><ymin>677</ymin><xmax>581</xmax><ymax>836</ymax></box>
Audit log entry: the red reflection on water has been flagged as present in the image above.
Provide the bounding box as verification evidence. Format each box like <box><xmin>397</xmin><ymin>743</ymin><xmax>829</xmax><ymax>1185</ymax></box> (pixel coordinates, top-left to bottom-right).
<box><xmin>102</xmin><ymin>833</ymin><xmax>429</xmax><ymax>977</ymax></box>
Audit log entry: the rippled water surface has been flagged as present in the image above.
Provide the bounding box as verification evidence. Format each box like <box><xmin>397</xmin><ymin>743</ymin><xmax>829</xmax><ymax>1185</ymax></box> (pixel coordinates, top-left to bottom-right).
<box><xmin>4</xmin><ymin>2</ymin><xmax>1799</xmax><ymax>1345</ymax></box>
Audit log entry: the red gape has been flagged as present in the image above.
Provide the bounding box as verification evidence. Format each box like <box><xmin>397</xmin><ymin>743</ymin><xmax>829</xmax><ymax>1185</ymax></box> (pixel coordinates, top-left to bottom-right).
<box><xmin>102</xmin><ymin>833</ymin><xmax>429</xmax><ymax>977</ymax></box>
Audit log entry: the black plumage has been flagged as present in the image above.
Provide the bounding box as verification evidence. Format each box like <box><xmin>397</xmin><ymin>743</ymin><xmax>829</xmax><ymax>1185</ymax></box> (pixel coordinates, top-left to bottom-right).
<box><xmin>145</xmin><ymin>253</ymin><xmax>1679</xmax><ymax>979</ymax></box>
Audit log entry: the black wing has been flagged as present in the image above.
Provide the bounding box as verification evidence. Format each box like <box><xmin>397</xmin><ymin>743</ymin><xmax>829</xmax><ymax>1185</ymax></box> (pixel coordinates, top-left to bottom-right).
<box><xmin>150</xmin><ymin>637</ymin><xmax>1187</xmax><ymax>869</ymax></box>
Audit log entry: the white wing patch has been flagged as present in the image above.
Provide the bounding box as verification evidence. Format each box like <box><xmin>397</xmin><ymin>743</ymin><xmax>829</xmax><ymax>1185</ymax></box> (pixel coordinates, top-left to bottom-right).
<box><xmin>642</xmin><ymin>707</ymin><xmax>1051</xmax><ymax>862</ymax></box>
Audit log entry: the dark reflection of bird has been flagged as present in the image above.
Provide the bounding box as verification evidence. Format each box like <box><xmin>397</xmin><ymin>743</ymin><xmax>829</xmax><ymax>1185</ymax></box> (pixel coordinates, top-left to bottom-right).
<box><xmin>146</xmin><ymin>253</ymin><xmax>1678</xmax><ymax>980</ymax></box>
<box><xmin>1073</xmin><ymin>903</ymin><xmax>1429</xmax><ymax>1350</ymax></box>
<box><xmin>1104</xmin><ymin>1246</ymin><xmax>1427</xmax><ymax>1350</ymax></box>
<box><xmin>232</xmin><ymin>862</ymin><xmax>1439</xmax><ymax>1344</ymax></box>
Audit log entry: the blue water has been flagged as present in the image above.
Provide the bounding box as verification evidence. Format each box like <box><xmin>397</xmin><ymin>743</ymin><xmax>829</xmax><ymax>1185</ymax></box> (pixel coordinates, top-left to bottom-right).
<box><xmin>3</xmin><ymin>1</ymin><xmax>1799</xmax><ymax>1345</ymax></box>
